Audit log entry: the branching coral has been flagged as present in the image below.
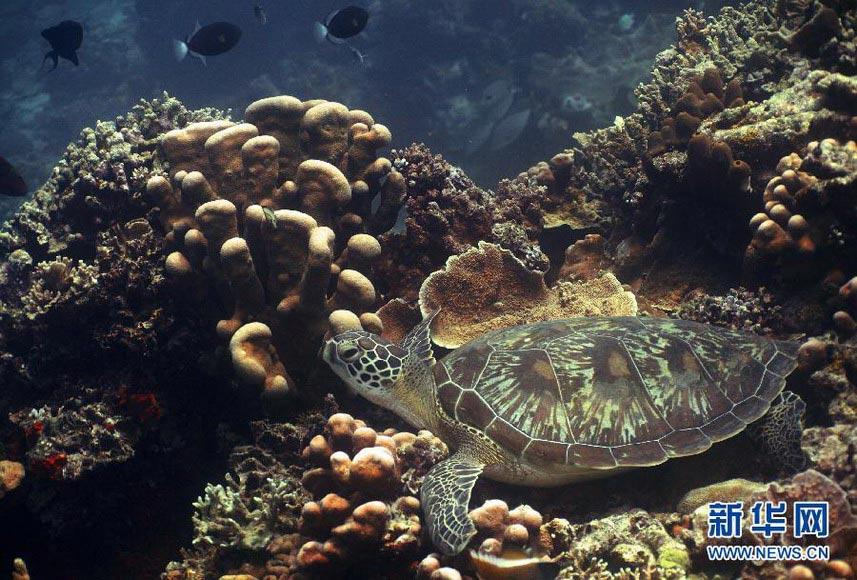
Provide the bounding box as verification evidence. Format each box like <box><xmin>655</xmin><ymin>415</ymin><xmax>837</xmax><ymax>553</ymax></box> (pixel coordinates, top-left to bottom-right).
<box><xmin>193</xmin><ymin>474</ymin><xmax>303</xmax><ymax>551</ymax></box>
<box><xmin>149</xmin><ymin>96</ymin><xmax>405</xmax><ymax>400</ymax></box>
<box><xmin>0</xmin><ymin>93</ymin><xmax>228</xmax><ymax>258</ymax></box>
<box><xmin>677</xmin><ymin>286</ymin><xmax>785</xmax><ymax>335</ymax></box>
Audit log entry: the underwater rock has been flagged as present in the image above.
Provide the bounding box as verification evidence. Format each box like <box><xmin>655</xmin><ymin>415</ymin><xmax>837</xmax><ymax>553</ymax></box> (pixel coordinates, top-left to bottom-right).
<box><xmin>418</xmin><ymin>242</ymin><xmax>637</xmax><ymax>349</ymax></box>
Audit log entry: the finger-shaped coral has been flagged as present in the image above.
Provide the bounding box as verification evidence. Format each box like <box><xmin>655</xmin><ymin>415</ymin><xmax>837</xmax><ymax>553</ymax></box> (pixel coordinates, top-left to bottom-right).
<box><xmin>204</xmin><ymin>123</ymin><xmax>260</xmax><ymax>208</ymax></box>
<box><xmin>295</xmin><ymin>159</ymin><xmax>352</xmax><ymax>225</ymax></box>
<box><xmin>229</xmin><ymin>322</ymin><xmax>293</xmax><ymax>401</ymax></box>
<box><xmin>300</xmin><ymin>102</ymin><xmax>353</xmax><ymax>165</ymax></box>
<box><xmin>149</xmin><ymin>95</ymin><xmax>403</xmax><ymax>399</ymax></box>
<box><xmin>218</xmin><ymin>237</ymin><xmax>266</xmax><ymax>339</ymax></box>
<box><xmin>244</xmin><ymin>95</ymin><xmax>310</xmax><ymax>179</ymax></box>
<box><xmin>161</xmin><ymin>120</ymin><xmax>235</xmax><ymax>178</ymax></box>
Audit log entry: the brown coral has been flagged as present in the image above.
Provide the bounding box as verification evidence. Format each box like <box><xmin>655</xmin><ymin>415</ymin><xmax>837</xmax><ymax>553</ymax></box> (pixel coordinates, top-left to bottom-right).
<box><xmin>744</xmin><ymin>139</ymin><xmax>857</xmax><ymax>283</ymax></box>
<box><xmin>288</xmin><ymin>413</ymin><xmax>447</xmax><ymax>578</ymax></box>
<box><xmin>418</xmin><ymin>242</ymin><xmax>637</xmax><ymax>348</ymax></box>
<box><xmin>0</xmin><ymin>460</ymin><xmax>25</xmax><ymax>499</ymax></box>
<box><xmin>149</xmin><ymin>95</ymin><xmax>405</xmax><ymax>398</ymax></box>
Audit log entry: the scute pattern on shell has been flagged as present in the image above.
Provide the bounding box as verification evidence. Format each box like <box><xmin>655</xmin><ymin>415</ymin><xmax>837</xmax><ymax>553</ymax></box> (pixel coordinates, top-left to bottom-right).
<box><xmin>434</xmin><ymin>317</ymin><xmax>799</xmax><ymax>469</ymax></box>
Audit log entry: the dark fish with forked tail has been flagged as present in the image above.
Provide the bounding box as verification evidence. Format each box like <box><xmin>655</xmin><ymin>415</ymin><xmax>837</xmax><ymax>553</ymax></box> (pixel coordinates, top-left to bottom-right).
<box><xmin>314</xmin><ymin>6</ymin><xmax>369</xmax><ymax>44</ymax></box>
<box><xmin>41</xmin><ymin>20</ymin><xmax>83</xmax><ymax>70</ymax></box>
<box><xmin>0</xmin><ymin>156</ymin><xmax>28</xmax><ymax>197</ymax></box>
<box><xmin>174</xmin><ymin>21</ymin><xmax>242</xmax><ymax>65</ymax></box>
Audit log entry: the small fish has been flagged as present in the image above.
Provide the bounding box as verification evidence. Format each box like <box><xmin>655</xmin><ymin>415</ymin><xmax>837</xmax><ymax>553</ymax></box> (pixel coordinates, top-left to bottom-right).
<box><xmin>489</xmin><ymin>109</ymin><xmax>531</xmax><ymax>151</ymax></box>
<box><xmin>471</xmin><ymin>549</ymin><xmax>560</xmax><ymax>580</ymax></box>
<box><xmin>174</xmin><ymin>21</ymin><xmax>242</xmax><ymax>65</ymax></box>
<box><xmin>254</xmin><ymin>4</ymin><xmax>268</xmax><ymax>26</ymax></box>
<box><xmin>262</xmin><ymin>206</ymin><xmax>278</xmax><ymax>229</ymax></box>
<box><xmin>314</xmin><ymin>6</ymin><xmax>369</xmax><ymax>45</ymax></box>
<box><xmin>0</xmin><ymin>156</ymin><xmax>28</xmax><ymax>197</ymax></box>
<box><xmin>481</xmin><ymin>79</ymin><xmax>515</xmax><ymax>121</ymax></box>
<box><xmin>347</xmin><ymin>45</ymin><xmax>366</xmax><ymax>65</ymax></box>
<box><xmin>41</xmin><ymin>20</ymin><xmax>83</xmax><ymax>71</ymax></box>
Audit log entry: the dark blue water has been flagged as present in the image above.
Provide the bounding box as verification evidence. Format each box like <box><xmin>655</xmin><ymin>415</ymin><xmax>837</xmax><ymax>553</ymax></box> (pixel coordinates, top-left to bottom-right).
<box><xmin>0</xmin><ymin>0</ymin><xmax>733</xmax><ymax>217</ymax></box>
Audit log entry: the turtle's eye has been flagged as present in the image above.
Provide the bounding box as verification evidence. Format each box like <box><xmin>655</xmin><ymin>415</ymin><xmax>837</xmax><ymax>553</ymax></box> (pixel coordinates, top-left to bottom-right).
<box><xmin>337</xmin><ymin>343</ymin><xmax>361</xmax><ymax>363</ymax></box>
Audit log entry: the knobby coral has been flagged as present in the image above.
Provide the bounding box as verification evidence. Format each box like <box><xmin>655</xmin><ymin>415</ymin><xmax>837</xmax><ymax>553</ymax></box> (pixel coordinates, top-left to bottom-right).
<box><xmin>148</xmin><ymin>96</ymin><xmax>405</xmax><ymax>401</ymax></box>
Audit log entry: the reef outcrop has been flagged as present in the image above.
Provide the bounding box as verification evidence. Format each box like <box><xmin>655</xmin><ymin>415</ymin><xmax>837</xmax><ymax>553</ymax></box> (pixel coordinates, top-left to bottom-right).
<box><xmin>0</xmin><ymin>1</ymin><xmax>855</xmax><ymax>579</ymax></box>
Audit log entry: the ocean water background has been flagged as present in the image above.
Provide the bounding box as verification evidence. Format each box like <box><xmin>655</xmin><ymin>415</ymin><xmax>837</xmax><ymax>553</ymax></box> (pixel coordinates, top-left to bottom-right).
<box><xmin>0</xmin><ymin>0</ymin><xmax>735</xmax><ymax>220</ymax></box>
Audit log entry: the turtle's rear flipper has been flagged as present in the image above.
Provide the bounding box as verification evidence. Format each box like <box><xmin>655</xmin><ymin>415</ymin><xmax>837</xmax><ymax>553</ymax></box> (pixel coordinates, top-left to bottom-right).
<box><xmin>421</xmin><ymin>451</ymin><xmax>483</xmax><ymax>555</ymax></box>
<box><xmin>749</xmin><ymin>391</ymin><xmax>807</xmax><ymax>474</ymax></box>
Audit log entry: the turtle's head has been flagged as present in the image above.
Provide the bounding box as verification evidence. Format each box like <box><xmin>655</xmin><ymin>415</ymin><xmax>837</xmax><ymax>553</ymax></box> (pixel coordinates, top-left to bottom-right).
<box><xmin>323</xmin><ymin>330</ymin><xmax>407</xmax><ymax>409</ymax></box>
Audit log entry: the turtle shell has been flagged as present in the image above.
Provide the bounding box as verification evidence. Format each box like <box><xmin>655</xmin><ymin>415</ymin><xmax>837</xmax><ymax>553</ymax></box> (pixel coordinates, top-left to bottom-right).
<box><xmin>433</xmin><ymin>316</ymin><xmax>799</xmax><ymax>469</ymax></box>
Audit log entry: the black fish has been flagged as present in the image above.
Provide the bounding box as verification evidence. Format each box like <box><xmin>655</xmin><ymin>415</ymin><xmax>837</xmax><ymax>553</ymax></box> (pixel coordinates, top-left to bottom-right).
<box><xmin>254</xmin><ymin>4</ymin><xmax>267</xmax><ymax>25</ymax></box>
<box><xmin>174</xmin><ymin>21</ymin><xmax>241</xmax><ymax>65</ymax></box>
<box><xmin>314</xmin><ymin>6</ymin><xmax>368</xmax><ymax>44</ymax></box>
<box><xmin>0</xmin><ymin>156</ymin><xmax>28</xmax><ymax>197</ymax></box>
<box><xmin>41</xmin><ymin>20</ymin><xmax>83</xmax><ymax>71</ymax></box>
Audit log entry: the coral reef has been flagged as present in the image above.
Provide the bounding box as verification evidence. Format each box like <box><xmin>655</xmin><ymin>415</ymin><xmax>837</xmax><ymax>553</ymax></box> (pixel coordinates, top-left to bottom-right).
<box><xmin>418</xmin><ymin>242</ymin><xmax>637</xmax><ymax>348</ymax></box>
<box><xmin>0</xmin><ymin>460</ymin><xmax>24</xmax><ymax>499</ymax></box>
<box><xmin>545</xmin><ymin>510</ymin><xmax>690</xmax><ymax>577</ymax></box>
<box><xmin>376</xmin><ymin>144</ymin><xmax>548</xmax><ymax>301</ymax></box>
<box><xmin>677</xmin><ymin>286</ymin><xmax>785</xmax><ymax>335</ymax></box>
<box><xmin>148</xmin><ymin>96</ymin><xmax>404</xmax><ymax>401</ymax></box>
<box><xmin>0</xmin><ymin>1</ymin><xmax>855</xmax><ymax>579</ymax></box>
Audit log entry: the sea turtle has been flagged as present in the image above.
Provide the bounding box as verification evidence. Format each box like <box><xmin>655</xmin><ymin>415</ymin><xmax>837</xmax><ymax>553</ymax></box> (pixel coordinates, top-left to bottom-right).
<box><xmin>322</xmin><ymin>314</ymin><xmax>803</xmax><ymax>555</ymax></box>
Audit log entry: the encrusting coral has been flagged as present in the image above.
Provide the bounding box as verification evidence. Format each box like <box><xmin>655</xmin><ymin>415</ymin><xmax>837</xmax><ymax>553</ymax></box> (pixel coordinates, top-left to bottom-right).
<box><xmin>418</xmin><ymin>242</ymin><xmax>637</xmax><ymax>348</ymax></box>
<box><xmin>148</xmin><ymin>96</ymin><xmax>405</xmax><ymax>401</ymax></box>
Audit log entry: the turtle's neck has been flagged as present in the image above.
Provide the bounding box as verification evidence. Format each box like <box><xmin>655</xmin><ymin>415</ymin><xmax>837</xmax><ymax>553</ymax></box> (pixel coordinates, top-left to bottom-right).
<box><xmin>390</xmin><ymin>354</ymin><xmax>443</xmax><ymax>434</ymax></box>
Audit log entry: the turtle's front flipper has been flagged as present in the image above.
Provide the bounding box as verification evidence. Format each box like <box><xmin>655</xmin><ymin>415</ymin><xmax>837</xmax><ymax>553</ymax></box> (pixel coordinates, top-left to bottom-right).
<box><xmin>421</xmin><ymin>451</ymin><xmax>484</xmax><ymax>555</ymax></box>
<box><xmin>750</xmin><ymin>391</ymin><xmax>807</xmax><ymax>473</ymax></box>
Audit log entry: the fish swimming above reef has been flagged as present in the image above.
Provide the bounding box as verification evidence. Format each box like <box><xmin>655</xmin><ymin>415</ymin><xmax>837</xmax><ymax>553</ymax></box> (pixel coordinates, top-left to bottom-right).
<box><xmin>41</xmin><ymin>20</ymin><xmax>83</xmax><ymax>70</ymax></box>
<box><xmin>314</xmin><ymin>6</ymin><xmax>369</xmax><ymax>44</ymax></box>
<box><xmin>254</xmin><ymin>4</ymin><xmax>267</xmax><ymax>26</ymax></box>
<box><xmin>480</xmin><ymin>79</ymin><xmax>515</xmax><ymax>121</ymax></box>
<box><xmin>174</xmin><ymin>21</ymin><xmax>242</xmax><ymax>64</ymax></box>
<box><xmin>347</xmin><ymin>45</ymin><xmax>367</xmax><ymax>65</ymax></box>
<box><xmin>0</xmin><ymin>156</ymin><xmax>28</xmax><ymax>197</ymax></box>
